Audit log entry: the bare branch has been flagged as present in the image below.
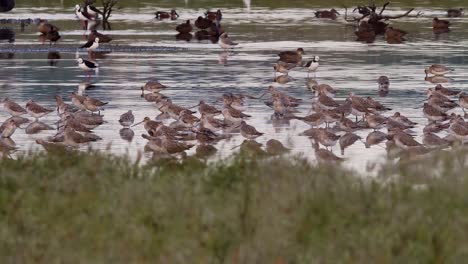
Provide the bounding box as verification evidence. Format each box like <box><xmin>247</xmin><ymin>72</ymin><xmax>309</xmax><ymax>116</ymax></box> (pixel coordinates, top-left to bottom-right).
<box><xmin>379</xmin><ymin>2</ymin><xmax>390</xmax><ymax>15</ymax></box>
<box><xmin>382</xmin><ymin>8</ymin><xmax>416</xmax><ymax>20</ymax></box>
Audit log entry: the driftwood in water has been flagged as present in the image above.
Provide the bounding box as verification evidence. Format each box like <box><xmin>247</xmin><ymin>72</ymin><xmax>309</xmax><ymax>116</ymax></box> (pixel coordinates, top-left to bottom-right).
<box><xmin>346</xmin><ymin>1</ymin><xmax>421</xmax><ymax>42</ymax></box>
<box><xmin>102</xmin><ymin>0</ymin><xmax>118</xmax><ymax>30</ymax></box>
<box><xmin>0</xmin><ymin>0</ymin><xmax>15</xmax><ymax>12</ymax></box>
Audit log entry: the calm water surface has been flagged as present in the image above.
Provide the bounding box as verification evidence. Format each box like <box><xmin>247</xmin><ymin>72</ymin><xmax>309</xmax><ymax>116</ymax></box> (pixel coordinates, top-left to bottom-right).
<box><xmin>1</xmin><ymin>4</ymin><xmax>468</xmax><ymax>171</ymax></box>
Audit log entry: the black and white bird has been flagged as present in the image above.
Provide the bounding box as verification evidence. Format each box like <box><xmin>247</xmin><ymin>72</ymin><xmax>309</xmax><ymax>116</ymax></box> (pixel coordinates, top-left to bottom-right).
<box><xmin>304</xmin><ymin>56</ymin><xmax>320</xmax><ymax>77</ymax></box>
<box><xmin>77</xmin><ymin>57</ymin><xmax>98</xmax><ymax>71</ymax></box>
<box><xmin>85</xmin><ymin>4</ymin><xmax>103</xmax><ymax>17</ymax></box>
<box><xmin>75</xmin><ymin>5</ymin><xmax>93</xmax><ymax>21</ymax></box>
<box><xmin>80</xmin><ymin>37</ymin><xmax>99</xmax><ymax>51</ymax></box>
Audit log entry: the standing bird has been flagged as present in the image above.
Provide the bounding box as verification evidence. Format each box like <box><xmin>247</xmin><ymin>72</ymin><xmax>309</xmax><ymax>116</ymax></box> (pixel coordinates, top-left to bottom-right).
<box><xmin>85</xmin><ymin>4</ymin><xmax>103</xmax><ymax>18</ymax></box>
<box><xmin>304</xmin><ymin>56</ymin><xmax>320</xmax><ymax>77</ymax></box>
<box><xmin>37</xmin><ymin>19</ymin><xmax>59</xmax><ymax>34</ymax></box>
<box><xmin>278</xmin><ymin>48</ymin><xmax>304</xmax><ymax>65</ymax></box>
<box><xmin>71</xmin><ymin>92</ymin><xmax>87</xmax><ymax>111</ymax></box>
<box><xmin>80</xmin><ymin>37</ymin><xmax>99</xmax><ymax>51</ymax></box>
<box><xmin>425</xmin><ymin>64</ymin><xmax>453</xmax><ymax>76</ymax></box>
<box><xmin>1</xmin><ymin>119</ymin><xmax>17</xmax><ymax>138</ymax></box>
<box><xmin>377</xmin><ymin>76</ymin><xmax>390</xmax><ymax>95</ymax></box>
<box><xmin>218</xmin><ymin>33</ymin><xmax>238</xmax><ymax>49</ymax></box>
<box><xmin>119</xmin><ymin>110</ymin><xmax>135</xmax><ymax>127</ymax></box>
<box><xmin>239</xmin><ymin>121</ymin><xmax>263</xmax><ymax>140</ymax></box>
<box><xmin>77</xmin><ymin>57</ymin><xmax>98</xmax><ymax>71</ymax></box>
<box><xmin>41</xmin><ymin>30</ymin><xmax>60</xmax><ymax>45</ymax></box>
<box><xmin>141</xmin><ymin>80</ymin><xmax>167</xmax><ymax>93</ymax></box>
<box><xmin>75</xmin><ymin>5</ymin><xmax>93</xmax><ymax>21</ymax></box>
<box><xmin>176</xmin><ymin>20</ymin><xmax>192</xmax><ymax>33</ymax></box>
<box><xmin>2</xmin><ymin>98</ymin><xmax>27</xmax><ymax>116</ymax></box>
<box><xmin>88</xmin><ymin>30</ymin><xmax>112</xmax><ymax>43</ymax></box>
<box><xmin>273</xmin><ymin>61</ymin><xmax>296</xmax><ymax>75</ymax></box>
<box><xmin>459</xmin><ymin>92</ymin><xmax>468</xmax><ymax>113</ymax></box>
<box><xmin>25</xmin><ymin>100</ymin><xmax>53</xmax><ymax>120</ymax></box>
<box><xmin>83</xmin><ymin>95</ymin><xmax>108</xmax><ymax>115</ymax></box>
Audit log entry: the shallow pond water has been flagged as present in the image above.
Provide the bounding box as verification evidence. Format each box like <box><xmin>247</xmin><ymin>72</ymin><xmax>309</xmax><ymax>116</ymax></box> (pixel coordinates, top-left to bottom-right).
<box><xmin>1</xmin><ymin>3</ymin><xmax>468</xmax><ymax>171</ymax></box>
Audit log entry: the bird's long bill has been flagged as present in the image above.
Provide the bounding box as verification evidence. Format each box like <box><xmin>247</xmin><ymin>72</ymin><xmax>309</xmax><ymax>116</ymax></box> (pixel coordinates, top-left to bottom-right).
<box><xmin>188</xmin><ymin>103</ymin><xmax>201</xmax><ymax>109</ymax></box>
<box><xmin>131</xmin><ymin>120</ymin><xmax>145</xmax><ymax>127</ymax></box>
<box><xmin>231</xmin><ymin>143</ymin><xmax>242</xmax><ymax>150</ymax></box>
<box><xmin>258</xmin><ymin>92</ymin><xmax>267</xmax><ymax>99</ymax></box>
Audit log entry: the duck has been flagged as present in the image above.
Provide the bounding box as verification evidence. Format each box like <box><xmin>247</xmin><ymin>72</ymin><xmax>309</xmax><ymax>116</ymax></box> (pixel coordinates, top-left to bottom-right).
<box><xmin>447</xmin><ymin>8</ymin><xmax>463</xmax><ymax>18</ymax></box>
<box><xmin>278</xmin><ymin>48</ymin><xmax>304</xmax><ymax>65</ymax></box>
<box><xmin>176</xmin><ymin>20</ymin><xmax>192</xmax><ymax>33</ymax></box>
<box><xmin>355</xmin><ymin>21</ymin><xmax>376</xmax><ymax>43</ymax></box>
<box><xmin>43</xmin><ymin>30</ymin><xmax>61</xmax><ymax>45</ymax></box>
<box><xmin>156</xmin><ymin>9</ymin><xmax>179</xmax><ymax>20</ymax></box>
<box><xmin>315</xmin><ymin>9</ymin><xmax>340</xmax><ymax>20</ymax></box>
<box><xmin>37</xmin><ymin>19</ymin><xmax>59</xmax><ymax>34</ymax></box>
<box><xmin>432</xmin><ymin>17</ymin><xmax>450</xmax><ymax>31</ymax></box>
<box><xmin>385</xmin><ymin>26</ymin><xmax>407</xmax><ymax>44</ymax></box>
<box><xmin>194</xmin><ymin>16</ymin><xmax>213</xmax><ymax>29</ymax></box>
<box><xmin>205</xmin><ymin>9</ymin><xmax>222</xmax><ymax>21</ymax></box>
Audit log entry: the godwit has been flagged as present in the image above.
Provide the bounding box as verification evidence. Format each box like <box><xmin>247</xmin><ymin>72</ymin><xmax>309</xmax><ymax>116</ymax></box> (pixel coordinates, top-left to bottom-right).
<box><xmin>2</xmin><ymin>98</ymin><xmax>27</xmax><ymax>116</ymax></box>
<box><xmin>142</xmin><ymin>80</ymin><xmax>167</xmax><ymax>93</ymax></box>
<box><xmin>83</xmin><ymin>95</ymin><xmax>108</xmax><ymax>114</ymax></box>
<box><xmin>425</xmin><ymin>64</ymin><xmax>453</xmax><ymax>76</ymax></box>
<box><xmin>25</xmin><ymin>100</ymin><xmax>53</xmax><ymax>120</ymax></box>
<box><xmin>266</xmin><ymin>139</ymin><xmax>290</xmax><ymax>155</ymax></box>
<box><xmin>240</xmin><ymin>121</ymin><xmax>264</xmax><ymax>140</ymax></box>
<box><xmin>222</xmin><ymin>106</ymin><xmax>251</xmax><ymax>124</ymax></box>
<box><xmin>339</xmin><ymin>132</ymin><xmax>361</xmax><ymax>155</ymax></box>
<box><xmin>219</xmin><ymin>33</ymin><xmax>238</xmax><ymax>49</ymax></box>
<box><xmin>0</xmin><ymin>119</ymin><xmax>17</xmax><ymax>138</ymax></box>
<box><xmin>119</xmin><ymin>110</ymin><xmax>135</xmax><ymax>127</ymax></box>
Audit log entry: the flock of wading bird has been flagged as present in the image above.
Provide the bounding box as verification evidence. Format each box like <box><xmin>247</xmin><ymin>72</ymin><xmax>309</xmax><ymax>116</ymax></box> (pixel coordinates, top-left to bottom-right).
<box><xmin>1</xmin><ymin>3</ymin><xmax>468</xmax><ymax>163</ymax></box>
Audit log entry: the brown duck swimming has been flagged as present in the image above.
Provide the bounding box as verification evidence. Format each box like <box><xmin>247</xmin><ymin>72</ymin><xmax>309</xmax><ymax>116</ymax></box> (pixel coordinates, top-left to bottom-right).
<box><xmin>278</xmin><ymin>48</ymin><xmax>304</xmax><ymax>65</ymax></box>
<box><xmin>315</xmin><ymin>9</ymin><xmax>340</xmax><ymax>20</ymax></box>
<box><xmin>355</xmin><ymin>21</ymin><xmax>376</xmax><ymax>43</ymax></box>
<box><xmin>176</xmin><ymin>20</ymin><xmax>192</xmax><ymax>33</ymax></box>
<box><xmin>205</xmin><ymin>9</ymin><xmax>222</xmax><ymax>21</ymax></box>
<box><xmin>447</xmin><ymin>8</ymin><xmax>463</xmax><ymax>17</ymax></box>
<box><xmin>432</xmin><ymin>17</ymin><xmax>450</xmax><ymax>33</ymax></box>
<box><xmin>195</xmin><ymin>16</ymin><xmax>213</xmax><ymax>29</ymax></box>
<box><xmin>385</xmin><ymin>26</ymin><xmax>407</xmax><ymax>44</ymax></box>
<box><xmin>156</xmin><ymin>9</ymin><xmax>179</xmax><ymax>20</ymax></box>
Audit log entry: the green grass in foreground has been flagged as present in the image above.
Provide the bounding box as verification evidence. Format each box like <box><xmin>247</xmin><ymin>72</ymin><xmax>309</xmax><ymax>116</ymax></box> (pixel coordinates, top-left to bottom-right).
<box><xmin>0</xmin><ymin>148</ymin><xmax>467</xmax><ymax>263</ymax></box>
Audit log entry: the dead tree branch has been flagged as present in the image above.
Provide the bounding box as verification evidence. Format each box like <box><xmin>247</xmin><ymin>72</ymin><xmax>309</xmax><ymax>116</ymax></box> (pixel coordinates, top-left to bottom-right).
<box><xmin>101</xmin><ymin>0</ymin><xmax>118</xmax><ymax>30</ymax></box>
